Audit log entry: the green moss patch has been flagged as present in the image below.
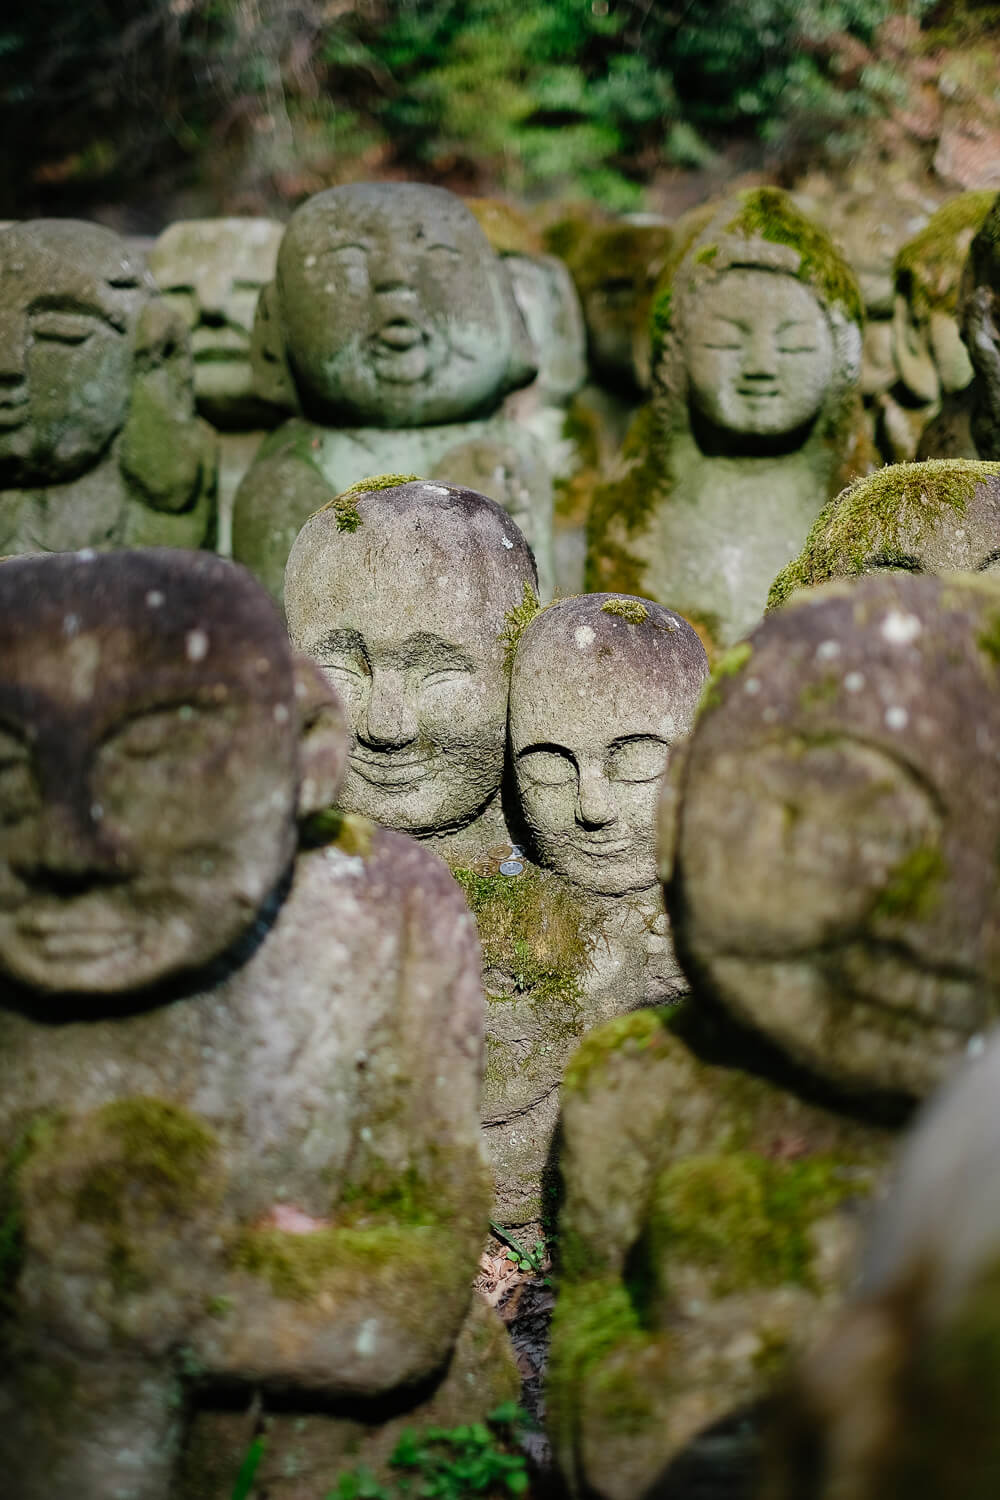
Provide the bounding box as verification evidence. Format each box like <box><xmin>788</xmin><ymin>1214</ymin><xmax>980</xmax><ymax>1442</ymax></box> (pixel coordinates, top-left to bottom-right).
<box><xmin>872</xmin><ymin>845</ymin><xmax>947</xmax><ymax>921</ymax></box>
<box><xmin>562</xmin><ymin>1008</ymin><xmax>667</xmax><ymax>1096</ymax></box>
<box><xmin>601</xmin><ymin>597</ymin><xmax>648</xmax><ymax>623</ymax></box>
<box><xmin>316</xmin><ymin>473</ymin><xmax>422</xmax><ymax>532</ymax></box>
<box><xmin>978</xmin><ymin>609</ymin><xmax>1000</xmax><ymax>665</ymax></box>
<box><xmin>300</xmin><ymin>806</ymin><xmax>374</xmax><ymax>857</ymax></box>
<box><xmin>768</xmin><ymin>459</ymin><xmax>1000</xmax><ymax>609</ymax></box>
<box><xmin>232</xmin><ymin>1222</ymin><xmax>447</xmax><ymax>1302</ymax></box>
<box><xmin>895</xmin><ymin>191</ymin><xmax>996</xmax><ymax>321</ymax></box>
<box><xmin>645</xmin><ymin>1149</ymin><xmax>862</xmax><ymax>1295</ymax></box>
<box><xmin>585</xmin><ymin>404</ymin><xmax>667</xmax><ymax>595</ymax></box>
<box><xmin>547</xmin><ymin>1276</ymin><xmax>649</xmax><ymax>1448</ymax></box>
<box><xmin>725</xmin><ymin>187</ymin><xmax>863</xmax><ymax>325</ymax></box>
<box><xmin>452</xmin><ymin>864</ymin><xmax>590</xmax><ymax>1008</ymax></box>
<box><xmin>696</xmin><ymin>640</ymin><xmax>753</xmax><ymax>716</ymax></box>
<box><xmin>0</xmin><ymin>1113</ymin><xmax>62</xmax><ymax>1307</ymax></box>
<box><xmin>498</xmin><ymin>580</ymin><xmax>541</xmax><ymax>672</ymax></box>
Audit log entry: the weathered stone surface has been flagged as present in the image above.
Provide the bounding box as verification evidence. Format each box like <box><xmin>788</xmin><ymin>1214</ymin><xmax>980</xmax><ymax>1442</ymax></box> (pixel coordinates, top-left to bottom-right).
<box><xmin>149</xmin><ymin>218</ymin><xmax>285</xmax><ymax>430</ymax></box>
<box><xmin>0</xmin><ymin>548</ymin><xmax>497</xmax><ymax>1500</ymax></box>
<box><xmin>285</xmin><ymin>478</ymin><xmax>536</xmax><ymax>859</ymax></box>
<box><xmin>587</xmin><ymin>188</ymin><xmax>872</xmax><ymax>649</ymax></box>
<box><xmin>665</xmin><ymin>571</ymin><xmax>1000</xmax><ymax>1099</ymax></box>
<box><xmin>547</xmin><ymin>1006</ymin><xmax>894</xmax><ymax>1500</ymax></box>
<box><xmin>178</xmin><ymin>1294</ymin><xmax>520</xmax><ymax>1498</ymax></box>
<box><xmin>768</xmin><ymin>458</ymin><xmax>1000</xmax><ymax>608</ymax></box>
<box><xmin>765</xmin><ymin>1028</ymin><xmax>1000</xmax><ymax>1500</ymax></box>
<box><xmin>0</xmin><ymin>220</ymin><xmax>217</xmax><ymax>556</ymax></box>
<box><xmin>954</xmin><ymin>191</ymin><xmax>1000</xmax><ymax>462</ymax></box>
<box><xmin>232</xmin><ymin>183</ymin><xmax>554</xmax><ymax>599</ymax></box>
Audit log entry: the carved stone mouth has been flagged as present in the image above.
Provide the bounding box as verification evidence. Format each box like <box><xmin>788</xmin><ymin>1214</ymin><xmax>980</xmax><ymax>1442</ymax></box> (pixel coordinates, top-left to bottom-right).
<box><xmin>375</xmin><ymin>320</ymin><xmax>424</xmax><ymax>351</ymax></box>
<box><xmin>351</xmin><ymin>751</ymin><xmax>432</xmax><ymax>788</ymax></box>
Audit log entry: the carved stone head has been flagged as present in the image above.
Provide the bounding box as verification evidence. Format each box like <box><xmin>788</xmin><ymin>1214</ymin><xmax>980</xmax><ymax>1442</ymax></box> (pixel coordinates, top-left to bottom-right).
<box><xmin>285</xmin><ymin>477</ymin><xmax>537</xmax><ymax>836</ymax></box>
<box><xmin>0</xmin><ymin>220</ymin><xmax>156</xmax><ymax>485</ymax></box>
<box><xmin>661</xmin><ymin>571</ymin><xmax>1000</xmax><ymax>1098</ymax></box>
<box><xmin>652</xmin><ymin>188</ymin><xmax>863</xmax><ymax>451</ymax></box>
<box><xmin>149</xmin><ymin>217</ymin><xmax>284</xmax><ymax>427</ymax></box>
<box><xmin>510</xmin><ymin>593</ymin><xmax>707</xmax><ymax>896</ymax></box>
<box><xmin>264</xmin><ymin>182</ymin><xmax>535</xmax><ymax>427</ymax></box>
<box><xmin>0</xmin><ymin>548</ymin><xmax>346</xmax><ymax>1000</ymax></box>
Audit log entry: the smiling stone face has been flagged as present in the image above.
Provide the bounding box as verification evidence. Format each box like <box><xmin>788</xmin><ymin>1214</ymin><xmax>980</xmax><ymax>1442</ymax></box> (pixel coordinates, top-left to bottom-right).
<box><xmin>0</xmin><ymin>221</ymin><xmax>153</xmax><ymax>485</ymax></box>
<box><xmin>150</xmin><ymin>218</ymin><xmax>284</xmax><ymax>427</ymax></box>
<box><xmin>275</xmin><ymin>183</ymin><xmax>517</xmax><ymax>427</ymax></box>
<box><xmin>285</xmin><ymin>479</ymin><xmax>536</xmax><ymax>836</ymax></box>
<box><xmin>686</xmin><ymin>268</ymin><xmax>835</xmax><ymax>437</ymax></box>
<box><xmin>510</xmin><ymin>594</ymin><xmax>708</xmax><ymax>896</ymax></box>
<box><xmin>0</xmin><ymin>549</ymin><xmax>300</xmax><ymax>998</ymax></box>
<box><xmin>662</xmin><ymin>571</ymin><xmax>1000</xmax><ymax>1098</ymax></box>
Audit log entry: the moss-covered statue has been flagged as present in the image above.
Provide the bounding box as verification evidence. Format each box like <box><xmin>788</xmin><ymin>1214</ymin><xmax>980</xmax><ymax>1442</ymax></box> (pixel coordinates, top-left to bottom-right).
<box><xmin>0</xmin><ymin>548</ymin><xmax>514</xmax><ymax>1500</ymax></box>
<box><xmin>541</xmin><ymin>213</ymin><xmax>673</xmax><ymax>594</ymax></box>
<box><xmin>149</xmin><ymin>218</ymin><xmax>286</xmax><ymax>553</ymax></box>
<box><xmin>766</xmin><ymin>1028</ymin><xmax>1000</xmax><ymax>1500</ymax></box>
<box><xmin>471</xmin><ymin>592</ymin><xmax>707</xmax><ymax>1223</ymax></box>
<box><xmin>768</xmin><ymin>457</ymin><xmax>1000</xmax><ymax>608</ymax></box>
<box><xmin>285</xmin><ymin>477</ymin><xmax>537</xmax><ymax>863</ymax></box>
<box><xmin>231</xmin><ymin>182</ymin><xmax>556</xmax><ymax>600</ymax></box>
<box><xmin>0</xmin><ymin>220</ymin><xmax>217</xmax><ymax>556</ymax></box>
<box><xmin>548</xmin><ymin>571</ymin><xmax>1000</xmax><ymax>1500</ymax></box>
<box><xmin>587</xmin><ymin>188</ymin><xmax>873</xmax><ymax>649</ymax></box>
<box><xmin>920</xmin><ymin>190</ymin><xmax>1000</xmax><ymax>466</ymax></box>
<box><xmin>876</xmin><ymin>191</ymin><xmax>995</xmax><ymax>462</ymax></box>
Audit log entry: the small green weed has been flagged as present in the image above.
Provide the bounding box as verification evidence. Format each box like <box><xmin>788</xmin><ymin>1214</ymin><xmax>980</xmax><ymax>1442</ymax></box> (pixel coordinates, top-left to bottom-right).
<box><xmin>329</xmin><ymin>1404</ymin><xmax>530</xmax><ymax>1498</ymax></box>
<box><xmin>231</xmin><ymin>1436</ymin><xmax>266</xmax><ymax>1500</ymax></box>
<box><xmin>490</xmin><ymin>1220</ymin><xmax>548</xmax><ymax>1276</ymax></box>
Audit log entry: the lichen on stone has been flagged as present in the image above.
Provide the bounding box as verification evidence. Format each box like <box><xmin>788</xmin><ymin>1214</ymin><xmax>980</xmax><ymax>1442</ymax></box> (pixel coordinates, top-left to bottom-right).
<box><xmin>768</xmin><ymin>459</ymin><xmax>1000</xmax><ymax>610</ymax></box>
<box><xmin>601</xmin><ymin>597</ymin><xmax>648</xmax><ymax>624</ymax></box>
<box><xmin>498</xmin><ymin>580</ymin><xmax>541</xmax><ymax>673</ymax></box>
<box><xmin>315</xmin><ymin>473</ymin><xmax>422</xmax><ymax>532</ymax></box>
<box><xmin>451</xmin><ymin>863</ymin><xmax>590</xmax><ymax>1008</ymax></box>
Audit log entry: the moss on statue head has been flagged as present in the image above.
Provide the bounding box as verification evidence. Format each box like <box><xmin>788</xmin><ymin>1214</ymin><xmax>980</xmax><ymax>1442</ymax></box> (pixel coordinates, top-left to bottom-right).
<box><xmin>725</xmin><ymin>187</ymin><xmax>864</xmax><ymax>326</ymax></box>
<box><xmin>872</xmin><ymin>845</ymin><xmax>947</xmax><ymax>921</ymax></box>
<box><xmin>767</xmin><ymin>460</ymin><xmax>1000</xmax><ymax>610</ymax></box>
<box><xmin>562</xmin><ymin>1007</ymin><xmax>668</xmax><ymax>1096</ymax></box>
<box><xmin>895</xmin><ymin>192</ymin><xmax>996</xmax><ymax>323</ymax></box>
<box><xmin>498</xmin><ymin>581</ymin><xmax>541</xmax><ymax>673</ymax></box>
<box><xmin>314</xmin><ymin>473</ymin><xmax>423</xmax><ymax>533</ymax></box>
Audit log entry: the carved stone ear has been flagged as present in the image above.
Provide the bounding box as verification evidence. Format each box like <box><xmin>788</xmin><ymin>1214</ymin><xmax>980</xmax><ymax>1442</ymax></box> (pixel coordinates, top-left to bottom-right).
<box><xmin>293</xmin><ymin>655</ymin><xmax>353</xmax><ymax>817</ymax></box>
<box><xmin>250</xmin><ymin>281</ymin><xmax>301</xmax><ymax>415</ymax></box>
<box><xmin>497</xmin><ymin>259</ymin><xmax>539</xmax><ymax>395</ymax></box>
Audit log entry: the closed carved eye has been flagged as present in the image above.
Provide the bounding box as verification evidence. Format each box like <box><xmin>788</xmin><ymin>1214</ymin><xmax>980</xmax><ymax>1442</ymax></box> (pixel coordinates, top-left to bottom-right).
<box><xmin>31</xmin><ymin>311</ymin><xmax>105</xmax><ymax>345</ymax></box>
<box><xmin>517</xmin><ymin>748</ymin><xmax>577</xmax><ymax>788</ymax></box>
<box><xmin>606</xmin><ymin>736</ymin><xmax>668</xmax><ymax>783</ymax></box>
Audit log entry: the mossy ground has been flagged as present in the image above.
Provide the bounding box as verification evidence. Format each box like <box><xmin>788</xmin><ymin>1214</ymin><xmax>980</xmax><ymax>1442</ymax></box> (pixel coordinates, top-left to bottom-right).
<box><xmin>767</xmin><ymin>459</ymin><xmax>1000</xmax><ymax>609</ymax></box>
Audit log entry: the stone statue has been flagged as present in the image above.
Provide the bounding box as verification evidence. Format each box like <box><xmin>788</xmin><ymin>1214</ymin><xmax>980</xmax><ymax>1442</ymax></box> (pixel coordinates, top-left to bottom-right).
<box><xmin>0</xmin><ymin>220</ymin><xmax>217</xmax><ymax>556</ymax></box>
<box><xmin>587</xmin><ymin>188</ymin><xmax>873</xmax><ymax>649</ymax></box>
<box><xmin>149</xmin><ymin>217</ymin><xmax>285</xmax><ymax>553</ymax></box>
<box><xmin>285</xmin><ymin>477</ymin><xmax>537</xmax><ymax>861</ymax></box>
<box><xmin>0</xmin><ymin>548</ymin><xmax>512</xmax><ymax>1499</ymax></box>
<box><xmin>766</xmin><ymin>1028</ymin><xmax>1000</xmax><ymax>1500</ymax></box>
<box><xmin>921</xmin><ymin>190</ymin><xmax>1000</xmax><ymax>464</ymax></box>
<box><xmin>231</xmin><ymin>182</ymin><xmax>555</xmax><ymax>599</ymax></box>
<box><xmin>476</xmin><ymin>592</ymin><xmax>707</xmax><ymax>1224</ymax></box>
<box><xmin>768</xmin><ymin>457</ymin><xmax>1000</xmax><ymax>608</ymax></box>
<box><xmin>548</xmin><ymin>571</ymin><xmax>1000</xmax><ymax>1500</ymax></box>
<box><xmin>880</xmin><ymin>191</ymin><xmax>994</xmax><ymax>462</ymax></box>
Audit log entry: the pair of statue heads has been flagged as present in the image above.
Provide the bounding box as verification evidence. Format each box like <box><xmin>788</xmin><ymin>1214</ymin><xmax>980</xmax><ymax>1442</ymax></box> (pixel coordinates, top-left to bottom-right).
<box><xmin>285</xmin><ymin>478</ymin><xmax>707</xmax><ymax>898</ymax></box>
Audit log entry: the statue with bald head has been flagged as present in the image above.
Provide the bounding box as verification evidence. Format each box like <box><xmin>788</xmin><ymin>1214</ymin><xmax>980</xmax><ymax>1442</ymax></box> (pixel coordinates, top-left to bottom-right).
<box><xmin>286</xmin><ymin>476</ymin><xmax>537</xmax><ymax>858</ymax></box>
<box><xmin>478</xmin><ymin>592</ymin><xmax>707</xmax><ymax>1223</ymax></box>
<box><xmin>0</xmin><ymin>220</ymin><xmax>217</xmax><ymax>556</ymax></box>
<box><xmin>0</xmin><ymin>548</ymin><xmax>506</xmax><ymax>1499</ymax></box>
<box><xmin>231</xmin><ymin>182</ymin><xmax>556</xmax><ymax>600</ymax></box>
<box><xmin>149</xmin><ymin>218</ymin><xmax>286</xmax><ymax>553</ymax></box>
<box><xmin>548</xmin><ymin>571</ymin><xmax>1000</xmax><ymax>1500</ymax></box>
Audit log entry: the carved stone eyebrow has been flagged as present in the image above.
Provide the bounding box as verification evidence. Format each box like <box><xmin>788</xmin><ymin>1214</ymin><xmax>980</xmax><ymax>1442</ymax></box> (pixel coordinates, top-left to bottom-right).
<box><xmin>388</xmin><ymin>632</ymin><xmax>474</xmax><ymax>671</ymax></box>
<box><xmin>30</xmin><ymin>292</ymin><xmax>126</xmax><ymax>334</ymax></box>
<box><xmin>313</xmin><ymin>627</ymin><xmax>368</xmax><ymax>661</ymax></box>
<box><xmin>777</xmin><ymin>318</ymin><xmax>814</xmax><ymax>332</ymax></box>
<box><xmin>706</xmin><ymin>315</ymin><xmax>750</xmax><ymax>332</ymax></box>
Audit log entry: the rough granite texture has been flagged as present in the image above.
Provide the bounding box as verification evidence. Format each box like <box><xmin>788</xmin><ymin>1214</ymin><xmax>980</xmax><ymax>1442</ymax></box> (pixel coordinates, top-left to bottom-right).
<box><xmin>0</xmin><ymin>549</ymin><xmax>499</xmax><ymax>1500</ymax></box>
<box><xmin>767</xmin><ymin>458</ymin><xmax>1000</xmax><ymax>608</ymax></box>
<box><xmin>285</xmin><ymin>478</ymin><xmax>536</xmax><ymax>860</ymax></box>
<box><xmin>548</xmin><ymin>1004</ymin><xmax>895</xmax><ymax>1500</ymax></box>
<box><xmin>231</xmin><ymin>182</ymin><xmax>554</xmax><ymax>599</ymax></box>
<box><xmin>586</xmin><ymin>188</ymin><xmax>873</xmax><ymax>649</ymax></box>
<box><xmin>0</xmin><ymin>220</ymin><xmax>217</xmax><ymax>556</ymax></box>
<box><xmin>665</xmin><ymin>571</ymin><xmax>1000</xmax><ymax>1099</ymax></box>
<box><xmin>766</xmin><ymin>1028</ymin><xmax>1000</xmax><ymax>1500</ymax></box>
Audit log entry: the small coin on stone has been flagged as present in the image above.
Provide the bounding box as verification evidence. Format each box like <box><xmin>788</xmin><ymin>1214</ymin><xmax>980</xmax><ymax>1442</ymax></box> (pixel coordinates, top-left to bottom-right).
<box><xmin>499</xmin><ymin>859</ymin><xmax>524</xmax><ymax>877</ymax></box>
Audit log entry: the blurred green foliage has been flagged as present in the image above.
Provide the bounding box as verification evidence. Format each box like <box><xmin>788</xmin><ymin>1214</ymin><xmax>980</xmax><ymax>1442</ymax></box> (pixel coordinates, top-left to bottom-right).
<box><xmin>0</xmin><ymin>0</ymin><xmax>977</xmax><ymax>215</ymax></box>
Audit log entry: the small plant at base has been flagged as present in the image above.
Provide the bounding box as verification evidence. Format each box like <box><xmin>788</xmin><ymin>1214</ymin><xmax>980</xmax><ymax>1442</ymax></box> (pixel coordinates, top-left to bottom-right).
<box><xmin>230</xmin><ymin>1436</ymin><xmax>266</xmax><ymax>1500</ymax></box>
<box><xmin>328</xmin><ymin>1405</ymin><xmax>530</xmax><ymax>1499</ymax></box>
